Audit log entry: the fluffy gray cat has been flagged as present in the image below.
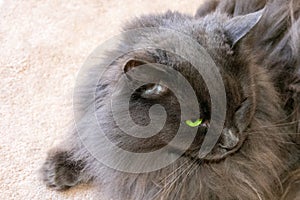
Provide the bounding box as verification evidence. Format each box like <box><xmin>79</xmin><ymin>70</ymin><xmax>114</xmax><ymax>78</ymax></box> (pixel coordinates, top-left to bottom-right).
<box><xmin>41</xmin><ymin>0</ymin><xmax>300</xmax><ymax>199</ymax></box>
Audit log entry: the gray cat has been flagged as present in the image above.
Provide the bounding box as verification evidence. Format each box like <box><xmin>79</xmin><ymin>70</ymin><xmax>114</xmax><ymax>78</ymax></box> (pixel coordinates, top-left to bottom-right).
<box><xmin>41</xmin><ymin>0</ymin><xmax>300</xmax><ymax>199</ymax></box>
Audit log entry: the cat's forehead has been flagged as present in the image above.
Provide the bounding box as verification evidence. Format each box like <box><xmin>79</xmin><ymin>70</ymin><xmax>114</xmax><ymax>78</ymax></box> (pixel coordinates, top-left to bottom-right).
<box><xmin>123</xmin><ymin>11</ymin><xmax>231</xmax><ymax>51</ymax></box>
<box><xmin>117</xmin><ymin>11</ymin><xmax>236</xmax><ymax>80</ymax></box>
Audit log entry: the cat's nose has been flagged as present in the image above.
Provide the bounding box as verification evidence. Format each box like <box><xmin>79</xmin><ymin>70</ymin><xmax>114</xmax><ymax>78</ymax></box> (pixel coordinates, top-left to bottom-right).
<box><xmin>218</xmin><ymin>128</ymin><xmax>239</xmax><ymax>150</ymax></box>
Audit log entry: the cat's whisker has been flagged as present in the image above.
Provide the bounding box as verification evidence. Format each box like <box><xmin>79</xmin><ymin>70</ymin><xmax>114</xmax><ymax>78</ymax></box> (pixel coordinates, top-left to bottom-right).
<box><xmin>248</xmin><ymin>131</ymin><xmax>300</xmax><ymax>135</ymax></box>
<box><xmin>157</xmin><ymin>159</ymin><xmax>190</xmax><ymax>184</ymax></box>
<box><xmin>160</xmin><ymin>160</ymin><xmax>197</xmax><ymax>199</ymax></box>
<box><xmin>152</xmin><ymin>160</ymin><xmax>195</xmax><ymax>200</ymax></box>
<box><xmin>172</xmin><ymin>160</ymin><xmax>199</xmax><ymax>199</ymax></box>
<box><xmin>243</xmin><ymin>70</ymin><xmax>270</xmax><ymax>83</ymax></box>
<box><xmin>257</xmin><ymin>120</ymin><xmax>299</xmax><ymax>128</ymax></box>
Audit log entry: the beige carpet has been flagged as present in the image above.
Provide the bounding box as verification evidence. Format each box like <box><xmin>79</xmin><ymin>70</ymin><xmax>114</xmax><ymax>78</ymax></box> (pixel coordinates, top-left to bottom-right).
<box><xmin>0</xmin><ymin>0</ymin><xmax>201</xmax><ymax>199</ymax></box>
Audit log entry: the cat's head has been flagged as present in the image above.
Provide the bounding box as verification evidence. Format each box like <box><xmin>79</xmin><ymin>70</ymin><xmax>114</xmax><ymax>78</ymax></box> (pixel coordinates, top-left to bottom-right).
<box><xmin>74</xmin><ymin>3</ymin><xmax>300</xmax><ymax>199</ymax></box>
<box><xmin>98</xmin><ymin>9</ymin><xmax>266</xmax><ymax>161</ymax></box>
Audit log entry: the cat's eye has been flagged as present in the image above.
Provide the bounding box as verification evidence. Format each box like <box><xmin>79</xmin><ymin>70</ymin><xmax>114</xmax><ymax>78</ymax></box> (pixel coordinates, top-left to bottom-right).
<box><xmin>185</xmin><ymin>119</ymin><xmax>203</xmax><ymax>127</ymax></box>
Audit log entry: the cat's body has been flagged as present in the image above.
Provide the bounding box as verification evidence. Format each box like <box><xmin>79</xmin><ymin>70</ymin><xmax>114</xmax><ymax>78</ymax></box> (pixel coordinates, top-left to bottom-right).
<box><xmin>41</xmin><ymin>0</ymin><xmax>300</xmax><ymax>199</ymax></box>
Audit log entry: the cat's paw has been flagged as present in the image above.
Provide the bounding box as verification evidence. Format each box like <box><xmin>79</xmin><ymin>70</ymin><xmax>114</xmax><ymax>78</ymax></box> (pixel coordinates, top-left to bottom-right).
<box><xmin>40</xmin><ymin>150</ymin><xmax>83</xmax><ymax>191</ymax></box>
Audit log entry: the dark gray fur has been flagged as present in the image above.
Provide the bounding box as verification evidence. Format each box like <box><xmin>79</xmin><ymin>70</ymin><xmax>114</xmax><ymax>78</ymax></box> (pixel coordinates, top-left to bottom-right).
<box><xmin>41</xmin><ymin>0</ymin><xmax>300</xmax><ymax>199</ymax></box>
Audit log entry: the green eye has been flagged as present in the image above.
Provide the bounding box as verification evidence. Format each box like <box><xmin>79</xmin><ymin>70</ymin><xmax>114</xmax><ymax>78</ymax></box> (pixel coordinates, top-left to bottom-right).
<box><xmin>185</xmin><ymin>119</ymin><xmax>203</xmax><ymax>127</ymax></box>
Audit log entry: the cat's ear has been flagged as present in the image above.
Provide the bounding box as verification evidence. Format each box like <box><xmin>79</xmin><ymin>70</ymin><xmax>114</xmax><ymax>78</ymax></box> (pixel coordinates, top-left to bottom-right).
<box><xmin>123</xmin><ymin>59</ymin><xmax>168</xmax><ymax>99</ymax></box>
<box><xmin>123</xmin><ymin>59</ymin><xmax>146</xmax><ymax>73</ymax></box>
<box><xmin>225</xmin><ymin>9</ymin><xmax>265</xmax><ymax>47</ymax></box>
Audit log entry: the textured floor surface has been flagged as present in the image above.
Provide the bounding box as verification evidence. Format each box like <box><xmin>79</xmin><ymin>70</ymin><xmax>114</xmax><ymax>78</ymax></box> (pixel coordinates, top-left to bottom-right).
<box><xmin>0</xmin><ymin>0</ymin><xmax>201</xmax><ymax>199</ymax></box>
